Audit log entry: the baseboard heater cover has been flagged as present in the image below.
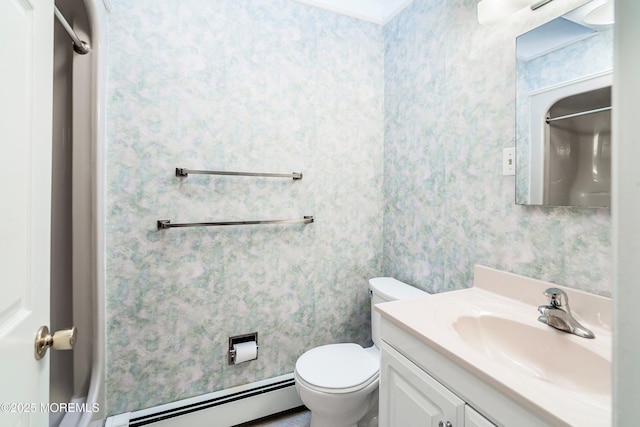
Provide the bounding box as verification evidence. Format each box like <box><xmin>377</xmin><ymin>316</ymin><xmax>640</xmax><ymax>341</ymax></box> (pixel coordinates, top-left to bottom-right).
<box><xmin>105</xmin><ymin>373</ymin><xmax>302</xmax><ymax>427</ymax></box>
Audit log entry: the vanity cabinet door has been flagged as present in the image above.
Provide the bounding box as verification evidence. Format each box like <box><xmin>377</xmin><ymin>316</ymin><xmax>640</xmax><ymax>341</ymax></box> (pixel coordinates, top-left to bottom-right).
<box><xmin>380</xmin><ymin>345</ymin><xmax>465</xmax><ymax>427</ymax></box>
<box><xmin>465</xmin><ymin>405</ymin><xmax>497</xmax><ymax>427</ymax></box>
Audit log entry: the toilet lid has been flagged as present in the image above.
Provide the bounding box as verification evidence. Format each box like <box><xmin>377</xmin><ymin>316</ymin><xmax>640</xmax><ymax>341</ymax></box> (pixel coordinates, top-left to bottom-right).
<box><xmin>295</xmin><ymin>343</ymin><xmax>378</xmax><ymax>390</ymax></box>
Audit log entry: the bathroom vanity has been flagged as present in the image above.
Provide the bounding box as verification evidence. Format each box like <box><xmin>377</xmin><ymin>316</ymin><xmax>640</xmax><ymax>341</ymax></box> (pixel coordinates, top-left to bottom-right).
<box><xmin>376</xmin><ymin>266</ymin><xmax>611</xmax><ymax>427</ymax></box>
<box><xmin>380</xmin><ymin>341</ymin><xmax>497</xmax><ymax>427</ymax></box>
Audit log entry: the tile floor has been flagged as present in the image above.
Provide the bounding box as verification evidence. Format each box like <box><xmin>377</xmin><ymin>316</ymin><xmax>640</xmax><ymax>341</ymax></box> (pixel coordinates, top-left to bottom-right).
<box><xmin>235</xmin><ymin>406</ymin><xmax>311</xmax><ymax>427</ymax></box>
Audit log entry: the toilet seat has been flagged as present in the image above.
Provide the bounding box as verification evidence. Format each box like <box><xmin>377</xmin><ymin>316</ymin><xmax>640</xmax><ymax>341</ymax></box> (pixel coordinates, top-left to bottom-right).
<box><xmin>295</xmin><ymin>343</ymin><xmax>379</xmax><ymax>394</ymax></box>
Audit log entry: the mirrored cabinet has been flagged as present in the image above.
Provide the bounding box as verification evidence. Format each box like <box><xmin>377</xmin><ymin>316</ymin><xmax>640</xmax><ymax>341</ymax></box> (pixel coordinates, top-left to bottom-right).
<box><xmin>515</xmin><ymin>0</ymin><xmax>613</xmax><ymax>207</ymax></box>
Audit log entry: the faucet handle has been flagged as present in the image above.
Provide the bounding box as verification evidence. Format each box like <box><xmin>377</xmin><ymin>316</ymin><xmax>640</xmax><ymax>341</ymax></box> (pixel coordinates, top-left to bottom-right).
<box><xmin>543</xmin><ymin>288</ymin><xmax>568</xmax><ymax>308</ymax></box>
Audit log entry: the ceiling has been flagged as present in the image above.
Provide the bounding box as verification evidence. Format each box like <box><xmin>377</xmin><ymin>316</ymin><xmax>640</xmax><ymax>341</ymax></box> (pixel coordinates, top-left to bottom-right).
<box><xmin>291</xmin><ymin>0</ymin><xmax>414</xmax><ymax>25</ymax></box>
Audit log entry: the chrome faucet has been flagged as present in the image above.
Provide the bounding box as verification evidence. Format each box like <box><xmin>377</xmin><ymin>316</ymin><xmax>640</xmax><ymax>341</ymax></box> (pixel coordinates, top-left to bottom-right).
<box><xmin>537</xmin><ymin>288</ymin><xmax>595</xmax><ymax>339</ymax></box>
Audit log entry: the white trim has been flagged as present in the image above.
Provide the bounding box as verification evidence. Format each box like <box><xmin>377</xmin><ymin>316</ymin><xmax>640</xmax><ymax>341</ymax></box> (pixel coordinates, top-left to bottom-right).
<box><xmin>528</xmin><ymin>69</ymin><xmax>612</xmax><ymax>97</ymax></box>
<box><xmin>613</xmin><ymin>0</ymin><xmax>640</xmax><ymax>425</ymax></box>
<box><xmin>76</xmin><ymin>0</ymin><xmax>108</xmax><ymax>425</ymax></box>
<box><xmin>291</xmin><ymin>0</ymin><xmax>413</xmax><ymax>25</ymax></box>
<box><xmin>379</xmin><ymin>0</ymin><xmax>415</xmax><ymax>25</ymax></box>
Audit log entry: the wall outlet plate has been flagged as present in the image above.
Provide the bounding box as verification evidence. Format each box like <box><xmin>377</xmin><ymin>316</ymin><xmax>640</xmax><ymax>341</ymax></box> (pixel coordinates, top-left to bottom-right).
<box><xmin>502</xmin><ymin>147</ymin><xmax>515</xmax><ymax>176</ymax></box>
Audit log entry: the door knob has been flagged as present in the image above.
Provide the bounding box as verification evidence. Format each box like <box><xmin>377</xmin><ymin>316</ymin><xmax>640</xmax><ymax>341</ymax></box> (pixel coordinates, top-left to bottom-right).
<box><xmin>34</xmin><ymin>326</ymin><xmax>77</xmax><ymax>360</ymax></box>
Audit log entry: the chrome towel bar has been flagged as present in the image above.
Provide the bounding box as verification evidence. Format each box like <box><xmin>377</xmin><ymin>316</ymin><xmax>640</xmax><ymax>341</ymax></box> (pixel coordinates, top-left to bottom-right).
<box><xmin>176</xmin><ymin>168</ymin><xmax>302</xmax><ymax>180</ymax></box>
<box><xmin>157</xmin><ymin>216</ymin><xmax>314</xmax><ymax>230</ymax></box>
<box><xmin>54</xmin><ymin>6</ymin><xmax>90</xmax><ymax>54</ymax></box>
<box><xmin>546</xmin><ymin>106</ymin><xmax>612</xmax><ymax>124</ymax></box>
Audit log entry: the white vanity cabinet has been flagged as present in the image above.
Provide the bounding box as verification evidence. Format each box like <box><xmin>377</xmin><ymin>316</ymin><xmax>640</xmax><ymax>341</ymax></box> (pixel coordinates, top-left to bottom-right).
<box><xmin>465</xmin><ymin>406</ymin><xmax>497</xmax><ymax>427</ymax></box>
<box><xmin>380</xmin><ymin>343</ymin><xmax>496</xmax><ymax>427</ymax></box>
<box><xmin>378</xmin><ymin>317</ymin><xmax>554</xmax><ymax>427</ymax></box>
<box><xmin>380</xmin><ymin>344</ymin><xmax>463</xmax><ymax>427</ymax></box>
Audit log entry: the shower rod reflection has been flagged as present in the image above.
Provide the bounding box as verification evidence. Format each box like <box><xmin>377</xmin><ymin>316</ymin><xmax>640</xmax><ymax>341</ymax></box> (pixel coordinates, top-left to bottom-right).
<box><xmin>176</xmin><ymin>168</ymin><xmax>303</xmax><ymax>180</ymax></box>
<box><xmin>54</xmin><ymin>6</ymin><xmax>90</xmax><ymax>55</ymax></box>
<box><xmin>157</xmin><ymin>216</ymin><xmax>314</xmax><ymax>230</ymax></box>
<box><xmin>546</xmin><ymin>106</ymin><xmax>611</xmax><ymax>124</ymax></box>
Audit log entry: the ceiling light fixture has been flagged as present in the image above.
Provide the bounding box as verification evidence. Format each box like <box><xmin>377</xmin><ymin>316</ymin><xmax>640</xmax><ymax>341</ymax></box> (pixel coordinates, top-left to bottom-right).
<box><xmin>477</xmin><ymin>0</ymin><xmax>555</xmax><ymax>27</ymax></box>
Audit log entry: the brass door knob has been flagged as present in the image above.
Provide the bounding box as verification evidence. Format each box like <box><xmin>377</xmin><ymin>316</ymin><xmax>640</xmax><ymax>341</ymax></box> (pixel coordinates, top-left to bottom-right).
<box><xmin>34</xmin><ymin>326</ymin><xmax>77</xmax><ymax>360</ymax></box>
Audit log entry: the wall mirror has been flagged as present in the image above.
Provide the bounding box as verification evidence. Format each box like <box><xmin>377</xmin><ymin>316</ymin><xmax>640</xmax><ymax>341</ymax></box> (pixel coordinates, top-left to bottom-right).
<box><xmin>515</xmin><ymin>0</ymin><xmax>613</xmax><ymax>207</ymax></box>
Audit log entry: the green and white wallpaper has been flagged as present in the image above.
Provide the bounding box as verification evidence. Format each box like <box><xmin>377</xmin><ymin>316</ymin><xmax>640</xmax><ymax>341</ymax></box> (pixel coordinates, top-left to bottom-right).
<box><xmin>383</xmin><ymin>0</ymin><xmax>610</xmax><ymax>295</ymax></box>
<box><xmin>106</xmin><ymin>0</ymin><xmax>384</xmax><ymax>414</ymax></box>
<box><xmin>105</xmin><ymin>0</ymin><xmax>610</xmax><ymax>415</ymax></box>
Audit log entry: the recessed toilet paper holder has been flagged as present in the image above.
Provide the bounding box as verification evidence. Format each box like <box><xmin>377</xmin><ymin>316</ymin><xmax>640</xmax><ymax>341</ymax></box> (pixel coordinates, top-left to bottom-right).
<box><xmin>228</xmin><ymin>332</ymin><xmax>259</xmax><ymax>365</ymax></box>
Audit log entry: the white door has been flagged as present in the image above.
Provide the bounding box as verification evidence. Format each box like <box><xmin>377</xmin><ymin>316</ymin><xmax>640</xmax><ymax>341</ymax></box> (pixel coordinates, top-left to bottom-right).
<box><xmin>0</xmin><ymin>0</ymin><xmax>54</xmax><ymax>426</ymax></box>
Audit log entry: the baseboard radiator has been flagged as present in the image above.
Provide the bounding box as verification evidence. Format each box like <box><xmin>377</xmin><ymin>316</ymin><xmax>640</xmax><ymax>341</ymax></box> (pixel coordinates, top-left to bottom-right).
<box><xmin>105</xmin><ymin>373</ymin><xmax>302</xmax><ymax>427</ymax></box>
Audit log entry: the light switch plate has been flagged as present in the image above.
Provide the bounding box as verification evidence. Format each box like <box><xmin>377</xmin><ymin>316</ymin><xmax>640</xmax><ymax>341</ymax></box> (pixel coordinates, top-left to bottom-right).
<box><xmin>502</xmin><ymin>147</ymin><xmax>515</xmax><ymax>176</ymax></box>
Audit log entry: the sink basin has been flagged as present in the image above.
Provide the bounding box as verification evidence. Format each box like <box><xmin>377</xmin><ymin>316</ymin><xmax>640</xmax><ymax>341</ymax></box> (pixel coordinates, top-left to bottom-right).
<box><xmin>452</xmin><ymin>315</ymin><xmax>610</xmax><ymax>395</ymax></box>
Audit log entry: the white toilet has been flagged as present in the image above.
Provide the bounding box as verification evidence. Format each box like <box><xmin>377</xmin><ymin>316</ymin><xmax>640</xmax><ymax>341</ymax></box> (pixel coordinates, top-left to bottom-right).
<box><xmin>294</xmin><ymin>277</ymin><xmax>429</xmax><ymax>427</ymax></box>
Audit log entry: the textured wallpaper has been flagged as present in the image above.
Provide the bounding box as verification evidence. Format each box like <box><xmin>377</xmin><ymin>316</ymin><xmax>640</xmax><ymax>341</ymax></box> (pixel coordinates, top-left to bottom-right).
<box><xmin>105</xmin><ymin>0</ymin><xmax>384</xmax><ymax>414</ymax></box>
<box><xmin>383</xmin><ymin>0</ymin><xmax>611</xmax><ymax>295</ymax></box>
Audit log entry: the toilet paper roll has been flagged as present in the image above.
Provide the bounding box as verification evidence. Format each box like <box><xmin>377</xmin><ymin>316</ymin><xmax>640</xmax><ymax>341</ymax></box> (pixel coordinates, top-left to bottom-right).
<box><xmin>233</xmin><ymin>341</ymin><xmax>258</xmax><ymax>364</ymax></box>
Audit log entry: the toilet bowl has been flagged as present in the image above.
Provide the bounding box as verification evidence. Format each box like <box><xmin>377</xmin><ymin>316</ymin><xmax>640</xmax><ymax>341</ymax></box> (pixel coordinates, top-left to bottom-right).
<box><xmin>294</xmin><ymin>278</ymin><xmax>429</xmax><ymax>427</ymax></box>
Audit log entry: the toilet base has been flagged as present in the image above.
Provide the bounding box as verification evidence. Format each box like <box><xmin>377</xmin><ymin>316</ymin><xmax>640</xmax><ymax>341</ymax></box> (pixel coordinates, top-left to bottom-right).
<box><xmin>295</xmin><ymin>373</ymin><xmax>378</xmax><ymax>427</ymax></box>
<box><xmin>358</xmin><ymin>401</ymin><xmax>379</xmax><ymax>427</ymax></box>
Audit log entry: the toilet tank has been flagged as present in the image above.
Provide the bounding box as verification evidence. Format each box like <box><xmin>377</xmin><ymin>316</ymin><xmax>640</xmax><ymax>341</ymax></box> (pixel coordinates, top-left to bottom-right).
<box><xmin>369</xmin><ymin>277</ymin><xmax>429</xmax><ymax>348</ymax></box>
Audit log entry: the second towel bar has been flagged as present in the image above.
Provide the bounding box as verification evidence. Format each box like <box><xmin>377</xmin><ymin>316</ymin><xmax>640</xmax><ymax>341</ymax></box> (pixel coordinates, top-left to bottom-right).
<box><xmin>176</xmin><ymin>168</ymin><xmax>303</xmax><ymax>180</ymax></box>
<box><xmin>157</xmin><ymin>216</ymin><xmax>314</xmax><ymax>230</ymax></box>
